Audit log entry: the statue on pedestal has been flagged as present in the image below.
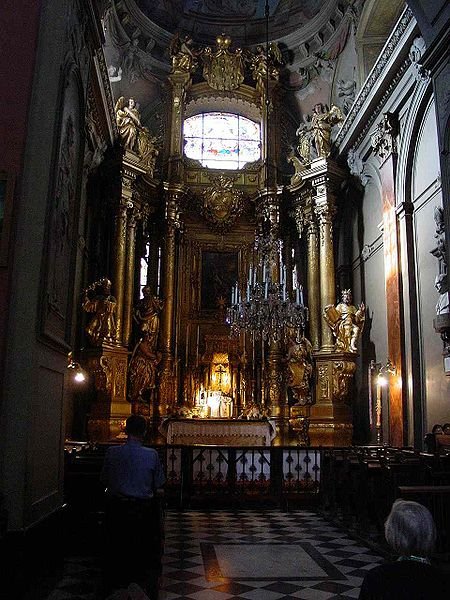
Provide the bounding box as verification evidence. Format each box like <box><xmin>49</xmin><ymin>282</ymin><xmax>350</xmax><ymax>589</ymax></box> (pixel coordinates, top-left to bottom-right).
<box><xmin>114</xmin><ymin>97</ymin><xmax>159</xmax><ymax>175</ymax></box>
<box><xmin>324</xmin><ymin>289</ymin><xmax>365</xmax><ymax>353</ymax></box>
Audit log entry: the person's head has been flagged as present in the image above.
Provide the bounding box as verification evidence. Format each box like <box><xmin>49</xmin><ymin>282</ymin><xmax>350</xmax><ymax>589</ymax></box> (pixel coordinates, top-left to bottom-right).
<box><xmin>341</xmin><ymin>289</ymin><xmax>353</xmax><ymax>304</ymax></box>
<box><xmin>384</xmin><ymin>499</ymin><xmax>436</xmax><ymax>558</ymax></box>
<box><xmin>128</xmin><ymin>97</ymin><xmax>136</xmax><ymax>108</ymax></box>
<box><xmin>125</xmin><ymin>414</ymin><xmax>147</xmax><ymax>440</ymax></box>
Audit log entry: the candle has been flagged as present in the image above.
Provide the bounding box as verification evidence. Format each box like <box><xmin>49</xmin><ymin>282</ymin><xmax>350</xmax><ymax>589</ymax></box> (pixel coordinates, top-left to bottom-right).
<box><xmin>300</xmin><ymin>284</ymin><xmax>304</xmax><ymax>305</ymax></box>
<box><xmin>196</xmin><ymin>324</ymin><xmax>200</xmax><ymax>367</ymax></box>
<box><xmin>296</xmin><ymin>287</ymin><xmax>300</xmax><ymax>304</ymax></box>
<box><xmin>185</xmin><ymin>323</ymin><xmax>190</xmax><ymax>367</ymax></box>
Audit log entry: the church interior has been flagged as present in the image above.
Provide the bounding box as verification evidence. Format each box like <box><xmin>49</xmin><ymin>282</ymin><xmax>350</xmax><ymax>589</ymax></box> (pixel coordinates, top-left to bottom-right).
<box><xmin>1</xmin><ymin>0</ymin><xmax>449</xmax><ymax>598</ymax></box>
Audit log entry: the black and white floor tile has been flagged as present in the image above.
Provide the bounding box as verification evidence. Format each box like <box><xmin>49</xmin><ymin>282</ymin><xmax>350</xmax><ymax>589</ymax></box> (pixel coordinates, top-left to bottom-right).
<box><xmin>43</xmin><ymin>510</ymin><xmax>385</xmax><ymax>600</ymax></box>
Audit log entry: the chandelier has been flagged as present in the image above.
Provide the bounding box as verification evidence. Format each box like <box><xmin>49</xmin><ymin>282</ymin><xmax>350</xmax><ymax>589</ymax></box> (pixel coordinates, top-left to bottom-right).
<box><xmin>227</xmin><ymin>234</ymin><xmax>308</xmax><ymax>343</ymax></box>
<box><xmin>226</xmin><ymin>0</ymin><xmax>307</xmax><ymax>344</ymax></box>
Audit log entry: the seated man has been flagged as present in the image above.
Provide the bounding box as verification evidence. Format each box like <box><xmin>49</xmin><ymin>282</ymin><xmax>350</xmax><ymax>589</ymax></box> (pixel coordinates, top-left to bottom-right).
<box><xmin>100</xmin><ymin>415</ymin><xmax>165</xmax><ymax>599</ymax></box>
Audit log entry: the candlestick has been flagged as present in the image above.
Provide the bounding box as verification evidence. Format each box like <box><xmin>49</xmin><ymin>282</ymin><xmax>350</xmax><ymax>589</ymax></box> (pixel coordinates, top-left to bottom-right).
<box><xmin>185</xmin><ymin>322</ymin><xmax>190</xmax><ymax>367</ymax></box>
<box><xmin>196</xmin><ymin>324</ymin><xmax>200</xmax><ymax>367</ymax></box>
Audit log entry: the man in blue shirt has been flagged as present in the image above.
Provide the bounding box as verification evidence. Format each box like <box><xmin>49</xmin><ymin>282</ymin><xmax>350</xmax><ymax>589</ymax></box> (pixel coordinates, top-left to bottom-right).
<box><xmin>100</xmin><ymin>415</ymin><xmax>165</xmax><ymax>598</ymax></box>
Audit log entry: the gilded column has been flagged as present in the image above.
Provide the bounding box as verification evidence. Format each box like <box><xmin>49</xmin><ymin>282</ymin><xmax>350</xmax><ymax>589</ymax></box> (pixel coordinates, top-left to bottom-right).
<box><xmin>122</xmin><ymin>204</ymin><xmax>140</xmax><ymax>347</ymax></box>
<box><xmin>371</xmin><ymin>113</ymin><xmax>405</xmax><ymax>446</ymax></box>
<box><xmin>314</xmin><ymin>179</ymin><xmax>337</xmax><ymax>351</ymax></box>
<box><xmin>158</xmin><ymin>189</ymin><xmax>183</xmax><ymax>413</ymax></box>
<box><xmin>113</xmin><ymin>194</ymin><xmax>131</xmax><ymax>345</ymax></box>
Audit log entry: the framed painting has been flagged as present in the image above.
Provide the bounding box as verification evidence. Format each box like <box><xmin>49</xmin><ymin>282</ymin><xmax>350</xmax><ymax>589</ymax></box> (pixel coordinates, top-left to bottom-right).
<box><xmin>201</xmin><ymin>250</ymin><xmax>238</xmax><ymax>311</ymax></box>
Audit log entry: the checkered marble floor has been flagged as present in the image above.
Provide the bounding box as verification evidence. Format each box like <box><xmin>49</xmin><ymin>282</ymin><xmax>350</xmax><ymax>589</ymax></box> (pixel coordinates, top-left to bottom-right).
<box><xmin>43</xmin><ymin>509</ymin><xmax>385</xmax><ymax>600</ymax></box>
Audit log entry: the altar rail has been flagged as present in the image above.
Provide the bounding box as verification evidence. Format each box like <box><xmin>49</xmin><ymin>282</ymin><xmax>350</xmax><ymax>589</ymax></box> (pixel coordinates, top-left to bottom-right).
<box><xmin>64</xmin><ymin>444</ymin><xmax>321</xmax><ymax>513</ymax></box>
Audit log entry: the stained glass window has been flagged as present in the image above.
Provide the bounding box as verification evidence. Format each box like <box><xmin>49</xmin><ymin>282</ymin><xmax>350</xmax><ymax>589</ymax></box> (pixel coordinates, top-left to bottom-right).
<box><xmin>184</xmin><ymin>112</ymin><xmax>261</xmax><ymax>169</ymax></box>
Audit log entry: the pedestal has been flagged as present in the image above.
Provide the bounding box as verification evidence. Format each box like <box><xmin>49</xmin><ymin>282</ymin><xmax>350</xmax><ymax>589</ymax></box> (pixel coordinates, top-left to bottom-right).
<box><xmin>309</xmin><ymin>352</ymin><xmax>356</xmax><ymax>446</ymax></box>
<box><xmin>83</xmin><ymin>344</ymin><xmax>131</xmax><ymax>442</ymax></box>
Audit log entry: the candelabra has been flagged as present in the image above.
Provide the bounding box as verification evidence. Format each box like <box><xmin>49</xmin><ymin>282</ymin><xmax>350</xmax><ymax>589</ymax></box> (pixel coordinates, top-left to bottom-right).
<box><xmin>227</xmin><ymin>237</ymin><xmax>308</xmax><ymax>343</ymax></box>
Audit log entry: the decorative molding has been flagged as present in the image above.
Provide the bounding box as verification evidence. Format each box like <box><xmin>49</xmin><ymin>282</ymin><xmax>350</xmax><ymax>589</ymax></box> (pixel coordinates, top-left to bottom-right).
<box><xmin>336</xmin><ymin>7</ymin><xmax>414</xmax><ymax>147</ymax></box>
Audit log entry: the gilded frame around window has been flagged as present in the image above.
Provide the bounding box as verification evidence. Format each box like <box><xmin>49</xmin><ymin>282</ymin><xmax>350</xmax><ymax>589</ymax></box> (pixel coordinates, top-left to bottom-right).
<box><xmin>0</xmin><ymin>171</ymin><xmax>15</xmax><ymax>267</ymax></box>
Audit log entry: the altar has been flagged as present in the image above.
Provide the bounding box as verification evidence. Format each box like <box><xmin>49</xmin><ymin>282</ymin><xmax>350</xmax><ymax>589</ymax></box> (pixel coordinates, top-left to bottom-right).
<box><xmin>160</xmin><ymin>418</ymin><xmax>276</xmax><ymax>446</ymax></box>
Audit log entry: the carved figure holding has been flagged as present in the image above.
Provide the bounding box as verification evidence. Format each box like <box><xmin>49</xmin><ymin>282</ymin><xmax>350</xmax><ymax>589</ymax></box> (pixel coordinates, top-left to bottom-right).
<box><xmin>128</xmin><ymin>287</ymin><xmax>164</xmax><ymax>404</ymax></box>
<box><xmin>285</xmin><ymin>330</ymin><xmax>314</xmax><ymax>405</ymax></box>
<box><xmin>324</xmin><ymin>289</ymin><xmax>365</xmax><ymax>353</ymax></box>
<box><xmin>82</xmin><ymin>277</ymin><xmax>117</xmax><ymax>346</ymax></box>
<box><xmin>310</xmin><ymin>103</ymin><xmax>344</xmax><ymax>158</ymax></box>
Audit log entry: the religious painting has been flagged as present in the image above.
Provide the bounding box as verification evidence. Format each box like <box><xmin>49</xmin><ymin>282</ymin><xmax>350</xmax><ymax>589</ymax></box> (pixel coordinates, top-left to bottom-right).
<box><xmin>201</xmin><ymin>251</ymin><xmax>238</xmax><ymax>311</ymax></box>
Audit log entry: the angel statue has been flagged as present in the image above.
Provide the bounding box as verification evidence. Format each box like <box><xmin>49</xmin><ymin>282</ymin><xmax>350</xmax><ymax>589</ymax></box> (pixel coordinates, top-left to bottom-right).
<box><xmin>310</xmin><ymin>103</ymin><xmax>344</xmax><ymax>158</ymax></box>
<box><xmin>324</xmin><ymin>289</ymin><xmax>365</xmax><ymax>353</ymax></box>
<box><xmin>296</xmin><ymin>121</ymin><xmax>313</xmax><ymax>165</ymax></box>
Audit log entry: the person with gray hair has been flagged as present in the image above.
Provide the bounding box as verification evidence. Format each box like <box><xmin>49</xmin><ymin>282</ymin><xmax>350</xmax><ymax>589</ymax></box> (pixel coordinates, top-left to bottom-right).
<box><xmin>358</xmin><ymin>499</ymin><xmax>447</xmax><ymax>599</ymax></box>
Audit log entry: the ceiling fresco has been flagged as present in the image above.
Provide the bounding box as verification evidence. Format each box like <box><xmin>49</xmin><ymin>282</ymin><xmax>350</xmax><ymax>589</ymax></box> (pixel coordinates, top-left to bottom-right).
<box><xmin>134</xmin><ymin>0</ymin><xmax>326</xmax><ymax>44</ymax></box>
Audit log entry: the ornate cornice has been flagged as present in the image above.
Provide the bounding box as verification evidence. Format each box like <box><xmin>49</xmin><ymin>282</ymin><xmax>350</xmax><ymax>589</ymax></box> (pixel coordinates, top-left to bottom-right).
<box><xmin>336</xmin><ymin>8</ymin><xmax>414</xmax><ymax>149</ymax></box>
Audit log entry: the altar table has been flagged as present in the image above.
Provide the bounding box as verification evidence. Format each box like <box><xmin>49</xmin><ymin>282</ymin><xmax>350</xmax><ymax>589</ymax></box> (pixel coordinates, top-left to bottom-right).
<box><xmin>160</xmin><ymin>418</ymin><xmax>276</xmax><ymax>446</ymax></box>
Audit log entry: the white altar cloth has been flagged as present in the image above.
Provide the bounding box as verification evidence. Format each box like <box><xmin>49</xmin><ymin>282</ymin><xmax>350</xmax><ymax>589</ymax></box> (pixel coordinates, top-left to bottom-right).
<box><xmin>160</xmin><ymin>418</ymin><xmax>276</xmax><ymax>446</ymax></box>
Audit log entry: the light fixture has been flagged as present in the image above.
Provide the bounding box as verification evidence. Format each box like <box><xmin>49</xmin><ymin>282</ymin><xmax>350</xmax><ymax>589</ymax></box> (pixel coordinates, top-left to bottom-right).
<box><xmin>226</xmin><ymin>0</ymin><xmax>307</xmax><ymax>345</ymax></box>
<box><xmin>67</xmin><ymin>352</ymin><xmax>86</xmax><ymax>383</ymax></box>
<box><xmin>369</xmin><ymin>359</ymin><xmax>396</xmax><ymax>444</ymax></box>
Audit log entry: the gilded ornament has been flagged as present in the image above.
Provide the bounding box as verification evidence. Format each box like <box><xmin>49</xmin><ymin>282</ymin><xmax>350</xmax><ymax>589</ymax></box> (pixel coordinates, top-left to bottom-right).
<box><xmin>309</xmin><ymin>103</ymin><xmax>343</xmax><ymax>158</ymax></box>
<box><xmin>202</xmin><ymin>34</ymin><xmax>245</xmax><ymax>91</ymax></box>
<box><xmin>332</xmin><ymin>360</ymin><xmax>356</xmax><ymax>401</ymax></box>
<box><xmin>201</xmin><ymin>175</ymin><xmax>244</xmax><ymax>232</ymax></box>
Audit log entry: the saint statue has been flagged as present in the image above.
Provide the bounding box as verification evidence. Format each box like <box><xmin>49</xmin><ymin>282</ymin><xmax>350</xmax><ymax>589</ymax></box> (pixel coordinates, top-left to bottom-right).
<box><xmin>310</xmin><ymin>103</ymin><xmax>343</xmax><ymax>158</ymax></box>
<box><xmin>285</xmin><ymin>330</ymin><xmax>314</xmax><ymax>406</ymax></box>
<box><xmin>114</xmin><ymin>97</ymin><xmax>159</xmax><ymax>175</ymax></box>
<box><xmin>324</xmin><ymin>289</ymin><xmax>365</xmax><ymax>353</ymax></box>
<box><xmin>82</xmin><ymin>278</ymin><xmax>117</xmax><ymax>346</ymax></box>
<box><xmin>296</xmin><ymin>121</ymin><xmax>313</xmax><ymax>165</ymax></box>
<box><xmin>128</xmin><ymin>287</ymin><xmax>163</xmax><ymax>404</ymax></box>
<box><xmin>249</xmin><ymin>42</ymin><xmax>283</xmax><ymax>104</ymax></box>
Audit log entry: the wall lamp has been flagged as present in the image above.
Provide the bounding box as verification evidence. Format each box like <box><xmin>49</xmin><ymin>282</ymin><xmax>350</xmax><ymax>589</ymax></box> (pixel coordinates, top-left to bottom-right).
<box><xmin>67</xmin><ymin>352</ymin><xmax>86</xmax><ymax>383</ymax></box>
<box><xmin>369</xmin><ymin>359</ymin><xmax>396</xmax><ymax>444</ymax></box>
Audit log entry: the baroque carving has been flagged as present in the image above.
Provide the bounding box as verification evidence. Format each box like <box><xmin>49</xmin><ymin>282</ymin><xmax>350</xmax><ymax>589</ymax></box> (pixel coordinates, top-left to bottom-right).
<box><xmin>200</xmin><ymin>175</ymin><xmax>244</xmax><ymax>232</ymax></box>
<box><xmin>371</xmin><ymin>113</ymin><xmax>398</xmax><ymax>162</ymax></box>
<box><xmin>347</xmin><ymin>148</ymin><xmax>370</xmax><ymax>186</ymax></box>
<box><xmin>202</xmin><ymin>34</ymin><xmax>245</xmax><ymax>91</ymax></box>
<box><xmin>332</xmin><ymin>360</ymin><xmax>356</xmax><ymax>402</ymax></box>
<box><xmin>82</xmin><ymin>277</ymin><xmax>117</xmax><ymax>346</ymax></box>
